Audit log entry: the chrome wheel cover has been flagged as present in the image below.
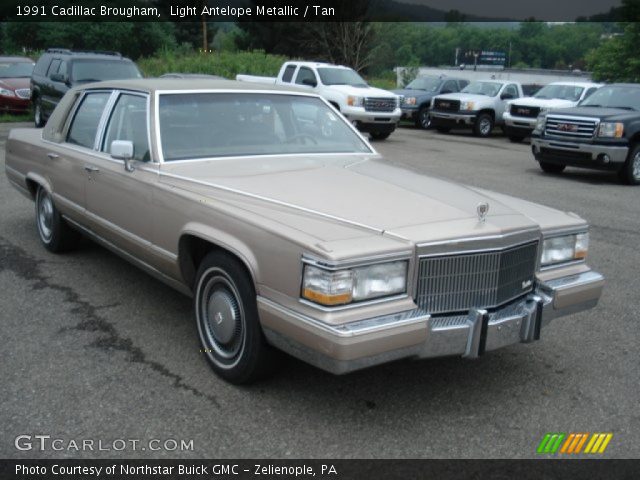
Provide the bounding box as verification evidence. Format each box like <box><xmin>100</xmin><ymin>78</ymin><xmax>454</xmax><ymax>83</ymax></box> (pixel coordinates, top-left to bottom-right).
<box><xmin>36</xmin><ymin>190</ymin><xmax>54</xmax><ymax>242</ymax></box>
<box><xmin>420</xmin><ymin>110</ymin><xmax>431</xmax><ymax>128</ymax></box>
<box><xmin>197</xmin><ymin>268</ymin><xmax>246</xmax><ymax>367</ymax></box>
<box><xmin>34</xmin><ymin>103</ymin><xmax>41</xmax><ymax>125</ymax></box>
<box><xmin>633</xmin><ymin>151</ymin><xmax>640</xmax><ymax>180</ymax></box>
<box><xmin>479</xmin><ymin>118</ymin><xmax>492</xmax><ymax>135</ymax></box>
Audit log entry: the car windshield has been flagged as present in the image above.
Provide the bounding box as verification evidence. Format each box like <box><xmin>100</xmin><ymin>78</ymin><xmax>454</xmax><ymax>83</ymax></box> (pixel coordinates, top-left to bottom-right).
<box><xmin>461</xmin><ymin>81</ymin><xmax>502</xmax><ymax>97</ymax></box>
<box><xmin>579</xmin><ymin>85</ymin><xmax>640</xmax><ymax>110</ymax></box>
<box><xmin>159</xmin><ymin>93</ymin><xmax>372</xmax><ymax>161</ymax></box>
<box><xmin>71</xmin><ymin>60</ymin><xmax>141</xmax><ymax>82</ymax></box>
<box><xmin>0</xmin><ymin>61</ymin><xmax>34</xmax><ymax>78</ymax></box>
<box><xmin>405</xmin><ymin>77</ymin><xmax>441</xmax><ymax>92</ymax></box>
<box><xmin>534</xmin><ymin>84</ymin><xmax>584</xmax><ymax>101</ymax></box>
<box><xmin>317</xmin><ymin>68</ymin><xmax>367</xmax><ymax>87</ymax></box>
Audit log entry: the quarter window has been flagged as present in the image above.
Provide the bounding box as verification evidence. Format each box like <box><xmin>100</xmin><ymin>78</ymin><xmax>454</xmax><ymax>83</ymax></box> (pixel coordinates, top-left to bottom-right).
<box><xmin>102</xmin><ymin>94</ymin><xmax>150</xmax><ymax>162</ymax></box>
<box><xmin>66</xmin><ymin>92</ymin><xmax>111</xmax><ymax>149</ymax></box>
<box><xmin>47</xmin><ymin>59</ymin><xmax>61</xmax><ymax>78</ymax></box>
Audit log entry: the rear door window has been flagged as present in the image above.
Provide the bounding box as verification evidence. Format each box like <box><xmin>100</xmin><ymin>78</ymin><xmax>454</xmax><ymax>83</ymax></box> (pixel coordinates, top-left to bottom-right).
<box><xmin>47</xmin><ymin>59</ymin><xmax>61</xmax><ymax>78</ymax></box>
<box><xmin>281</xmin><ymin>65</ymin><xmax>296</xmax><ymax>83</ymax></box>
<box><xmin>66</xmin><ymin>92</ymin><xmax>111</xmax><ymax>149</ymax></box>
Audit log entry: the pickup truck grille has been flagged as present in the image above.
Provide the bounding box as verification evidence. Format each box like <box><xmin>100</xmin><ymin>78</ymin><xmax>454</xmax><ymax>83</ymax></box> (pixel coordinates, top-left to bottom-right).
<box><xmin>433</xmin><ymin>99</ymin><xmax>460</xmax><ymax>112</ymax></box>
<box><xmin>364</xmin><ymin>97</ymin><xmax>397</xmax><ymax>113</ymax></box>
<box><xmin>416</xmin><ymin>242</ymin><xmax>538</xmax><ymax>315</ymax></box>
<box><xmin>15</xmin><ymin>88</ymin><xmax>31</xmax><ymax>99</ymax></box>
<box><xmin>510</xmin><ymin>104</ymin><xmax>540</xmax><ymax>118</ymax></box>
<box><xmin>545</xmin><ymin>115</ymin><xmax>597</xmax><ymax>139</ymax></box>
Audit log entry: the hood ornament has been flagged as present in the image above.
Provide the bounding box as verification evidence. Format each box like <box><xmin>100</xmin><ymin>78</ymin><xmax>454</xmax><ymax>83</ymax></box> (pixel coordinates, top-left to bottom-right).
<box><xmin>477</xmin><ymin>202</ymin><xmax>489</xmax><ymax>223</ymax></box>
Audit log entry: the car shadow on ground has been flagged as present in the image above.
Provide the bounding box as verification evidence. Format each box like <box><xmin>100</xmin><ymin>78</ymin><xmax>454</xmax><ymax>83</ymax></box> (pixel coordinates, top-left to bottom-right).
<box><xmin>527</xmin><ymin>167</ymin><xmax>626</xmax><ymax>186</ymax></box>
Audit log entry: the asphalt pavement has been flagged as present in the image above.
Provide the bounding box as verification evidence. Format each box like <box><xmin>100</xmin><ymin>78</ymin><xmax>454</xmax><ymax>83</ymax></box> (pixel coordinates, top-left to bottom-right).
<box><xmin>1</xmin><ymin>122</ymin><xmax>638</xmax><ymax>459</ymax></box>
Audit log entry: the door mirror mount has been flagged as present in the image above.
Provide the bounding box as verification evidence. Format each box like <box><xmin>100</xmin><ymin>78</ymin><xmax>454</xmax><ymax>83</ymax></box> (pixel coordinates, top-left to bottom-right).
<box><xmin>50</xmin><ymin>73</ymin><xmax>66</xmax><ymax>83</ymax></box>
<box><xmin>501</xmin><ymin>93</ymin><xmax>515</xmax><ymax>100</ymax></box>
<box><xmin>110</xmin><ymin>140</ymin><xmax>135</xmax><ymax>172</ymax></box>
<box><xmin>301</xmin><ymin>78</ymin><xmax>317</xmax><ymax>88</ymax></box>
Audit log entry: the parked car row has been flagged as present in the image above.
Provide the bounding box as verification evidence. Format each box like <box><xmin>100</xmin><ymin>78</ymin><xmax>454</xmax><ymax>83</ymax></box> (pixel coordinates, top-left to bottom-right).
<box><xmin>0</xmin><ymin>56</ymin><xmax>35</xmax><ymax>114</ymax></box>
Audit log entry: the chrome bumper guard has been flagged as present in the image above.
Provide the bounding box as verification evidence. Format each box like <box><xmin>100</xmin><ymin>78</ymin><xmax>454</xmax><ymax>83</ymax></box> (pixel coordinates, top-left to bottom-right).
<box><xmin>259</xmin><ymin>270</ymin><xmax>603</xmax><ymax>374</ymax></box>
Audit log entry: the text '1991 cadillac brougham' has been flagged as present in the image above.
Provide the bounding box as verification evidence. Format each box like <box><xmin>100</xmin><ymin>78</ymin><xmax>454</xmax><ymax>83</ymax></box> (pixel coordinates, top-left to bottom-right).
<box><xmin>4</xmin><ymin>79</ymin><xmax>604</xmax><ymax>383</ymax></box>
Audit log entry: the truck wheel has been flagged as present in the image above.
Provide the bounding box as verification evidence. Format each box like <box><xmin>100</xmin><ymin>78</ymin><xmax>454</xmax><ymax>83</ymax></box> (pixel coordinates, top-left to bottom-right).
<box><xmin>436</xmin><ymin>127</ymin><xmax>451</xmax><ymax>133</ymax></box>
<box><xmin>416</xmin><ymin>106</ymin><xmax>431</xmax><ymax>129</ymax></box>
<box><xmin>35</xmin><ymin>186</ymin><xmax>81</xmax><ymax>252</ymax></box>
<box><xmin>34</xmin><ymin>99</ymin><xmax>45</xmax><ymax>128</ymax></box>
<box><xmin>474</xmin><ymin>113</ymin><xmax>494</xmax><ymax>137</ymax></box>
<box><xmin>370</xmin><ymin>132</ymin><xmax>391</xmax><ymax>141</ymax></box>
<box><xmin>619</xmin><ymin>143</ymin><xmax>640</xmax><ymax>185</ymax></box>
<box><xmin>509</xmin><ymin>135</ymin><xmax>525</xmax><ymax>143</ymax></box>
<box><xmin>194</xmin><ymin>251</ymin><xmax>280</xmax><ymax>384</ymax></box>
<box><xmin>539</xmin><ymin>161</ymin><xmax>566</xmax><ymax>174</ymax></box>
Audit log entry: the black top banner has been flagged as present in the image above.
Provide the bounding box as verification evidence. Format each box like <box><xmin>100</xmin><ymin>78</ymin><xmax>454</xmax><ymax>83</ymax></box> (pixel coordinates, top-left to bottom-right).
<box><xmin>0</xmin><ymin>0</ymin><xmax>628</xmax><ymax>23</ymax></box>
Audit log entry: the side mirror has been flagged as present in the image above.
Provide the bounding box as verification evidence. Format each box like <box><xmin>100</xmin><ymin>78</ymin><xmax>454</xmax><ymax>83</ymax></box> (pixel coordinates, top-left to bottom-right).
<box><xmin>301</xmin><ymin>78</ymin><xmax>317</xmax><ymax>88</ymax></box>
<box><xmin>110</xmin><ymin>140</ymin><xmax>135</xmax><ymax>172</ymax></box>
<box><xmin>501</xmin><ymin>93</ymin><xmax>515</xmax><ymax>100</ymax></box>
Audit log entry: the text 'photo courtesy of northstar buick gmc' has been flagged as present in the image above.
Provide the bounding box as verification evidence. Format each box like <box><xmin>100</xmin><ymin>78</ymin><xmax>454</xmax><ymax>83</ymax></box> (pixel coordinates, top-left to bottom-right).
<box><xmin>4</xmin><ymin>78</ymin><xmax>604</xmax><ymax>384</ymax></box>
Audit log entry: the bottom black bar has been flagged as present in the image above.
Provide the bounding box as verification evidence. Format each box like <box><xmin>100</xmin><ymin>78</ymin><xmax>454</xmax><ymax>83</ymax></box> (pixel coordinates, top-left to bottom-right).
<box><xmin>0</xmin><ymin>459</ymin><xmax>638</xmax><ymax>480</ymax></box>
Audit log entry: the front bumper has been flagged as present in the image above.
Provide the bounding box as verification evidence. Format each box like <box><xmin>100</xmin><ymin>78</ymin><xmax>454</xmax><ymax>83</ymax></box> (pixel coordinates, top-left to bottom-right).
<box><xmin>401</xmin><ymin>107</ymin><xmax>418</xmax><ymax>119</ymax></box>
<box><xmin>503</xmin><ymin>113</ymin><xmax>536</xmax><ymax>132</ymax></box>
<box><xmin>341</xmin><ymin>106</ymin><xmax>401</xmax><ymax>126</ymax></box>
<box><xmin>258</xmin><ymin>270</ymin><xmax>604</xmax><ymax>374</ymax></box>
<box><xmin>429</xmin><ymin>110</ymin><xmax>477</xmax><ymax>127</ymax></box>
<box><xmin>531</xmin><ymin>136</ymin><xmax>629</xmax><ymax>170</ymax></box>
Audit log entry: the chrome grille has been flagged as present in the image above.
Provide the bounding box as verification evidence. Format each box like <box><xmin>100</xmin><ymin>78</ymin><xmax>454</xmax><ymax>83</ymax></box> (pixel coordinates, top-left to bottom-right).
<box><xmin>544</xmin><ymin>115</ymin><xmax>597</xmax><ymax>138</ymax></box>
<box><xmin>364</xmin><ymin>97</ymin><xmax>397</xmax><ymax>113</ymax></box>
<box><xmin>434</xmin><ymin>98</ymin><xmax>460</xmax><ymax>112</ymax></box>
<box><xmin>416</xmin><ymin>242</ymin><xmax>538</xmax><ymax>314</ymax></box>
<box><xmin>15</xmin><ymin>88</ymin><xmax>31</xmax><ymax>99</ymax></box>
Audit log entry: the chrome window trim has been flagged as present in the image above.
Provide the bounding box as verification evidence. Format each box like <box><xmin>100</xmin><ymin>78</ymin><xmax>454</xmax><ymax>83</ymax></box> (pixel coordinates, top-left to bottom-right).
<box><xmin>153</xmin><ymin>89</ymin><xmax>377</xmax><ymax>164</ymax></box>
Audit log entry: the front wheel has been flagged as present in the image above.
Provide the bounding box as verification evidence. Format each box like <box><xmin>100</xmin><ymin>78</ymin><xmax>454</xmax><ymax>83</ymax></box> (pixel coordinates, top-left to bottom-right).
<box><xmin>35</xmin><ymin>186</ymin><xmax>81</xmax><ymax>252</ymax></box>
<box><xmin>474</xmin><ymin>113</ymin><xmax>494</xmax><ymax>137</ymax></box>
<box><xmin>194</xmin><ymin>251</ymin><xmax>280</xmax><ymax>384</ymax></box>
<box><xmin>416</xmin><ymin>106</ymin><xmax>431</xmax><ymax>129</ymax></box>
<box><xmin>619</xmin><ymin>143</ymin><xmax>640</xmax><ymax>185</ymax></box>
<box><xmin>369</xmin><ymin>131</ymin><xmax>391</xmax><ymax>141</ymax></box>
<box><xmin>539</xmin><ymin>161</ymin><xmax>566</xmax><ymax>174</ymax></box>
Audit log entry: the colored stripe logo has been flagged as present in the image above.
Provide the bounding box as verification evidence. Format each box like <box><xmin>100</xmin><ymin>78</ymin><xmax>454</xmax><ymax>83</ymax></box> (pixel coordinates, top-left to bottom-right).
<box><xmin>537</xmin><ymin>433</ymin><xmax>612</xmax><ymax>454</ymax></box>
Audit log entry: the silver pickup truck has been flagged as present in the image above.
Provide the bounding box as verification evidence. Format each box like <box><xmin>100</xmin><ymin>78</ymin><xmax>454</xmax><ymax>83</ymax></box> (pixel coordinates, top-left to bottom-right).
<box><xmin>5</xmin><ymin>78</ymin><xmax>604</xmax><ymax>383</ymax></box>
<box><xmin>430</xmin><ymin>80</ymin><xmax>524</xmax><ymax>137</ymax></box>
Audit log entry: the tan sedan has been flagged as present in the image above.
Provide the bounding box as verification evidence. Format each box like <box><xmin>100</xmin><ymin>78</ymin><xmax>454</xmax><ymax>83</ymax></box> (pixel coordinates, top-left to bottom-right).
<box><xmin>4</xmin><ymin>79</ymin><xmax>604</xmax><ymax>383</ymax></box>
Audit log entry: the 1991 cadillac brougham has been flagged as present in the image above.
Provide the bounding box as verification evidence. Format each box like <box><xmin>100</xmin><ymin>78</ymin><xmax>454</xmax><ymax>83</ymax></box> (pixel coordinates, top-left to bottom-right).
<box><xmin>5</xmin><ymin>79</ymin><xmax>604</xmax><ymax>383</ymax></box>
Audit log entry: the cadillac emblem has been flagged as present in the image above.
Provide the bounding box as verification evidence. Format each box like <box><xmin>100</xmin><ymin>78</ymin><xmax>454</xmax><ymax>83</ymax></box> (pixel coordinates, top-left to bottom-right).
<box><xmin>477</xmin><ymin>202</ymin><xmax>489</xmax><ymax>223</ymax></box>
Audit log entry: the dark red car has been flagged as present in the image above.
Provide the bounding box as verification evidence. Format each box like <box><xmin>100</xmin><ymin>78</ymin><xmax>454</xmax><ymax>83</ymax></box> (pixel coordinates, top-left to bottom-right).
<box><xmin>0</xmin><ymin>56</ymin><xmax>35</xmax><ymax>114</ymax></box>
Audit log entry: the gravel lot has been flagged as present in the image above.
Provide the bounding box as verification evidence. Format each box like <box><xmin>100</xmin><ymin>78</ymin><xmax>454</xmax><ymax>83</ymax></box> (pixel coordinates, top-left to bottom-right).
<box><xmin>1</xmin><ymin>122</ymin><xmax>638</xmax><ymax>459</ymax></box>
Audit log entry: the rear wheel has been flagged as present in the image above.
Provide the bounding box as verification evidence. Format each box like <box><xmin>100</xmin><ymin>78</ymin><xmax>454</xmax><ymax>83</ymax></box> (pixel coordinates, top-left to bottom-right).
<box><xmin>194</xmin><ymin>251</ymin><xmax>280</xmax><ymax>384</ymax></box>
<box><xmin>474</xmin><ymin>113</ymin><xmax>494</xmax><ymax>137</ymax></box>
<box><xmin>416</xmin><ymin>106</ymin><xmax>431</xmax><ymax>129</ymax></box>
<box><xmin>539</xmin><ymin>161</ymin><xmax>566</xmax><ymax>174</ymax></box>
<box><xmin>619</xmin><ymin>143</ymin><xmax>640</xmax><ymax>185</ymax></box>
<box><xmin>34</xmin><ymin>98</ymin><xmax>45</xmax><ymax>128</ymax></box>
<box><xmin>369</xmin><ymin>131</ymin><xmax>391</xmax><ymax>141</ymax></box>
<box><xmin>35</xmin><ymin>186</ymin><xmax>81</xmax><ymax>252</ymax></box>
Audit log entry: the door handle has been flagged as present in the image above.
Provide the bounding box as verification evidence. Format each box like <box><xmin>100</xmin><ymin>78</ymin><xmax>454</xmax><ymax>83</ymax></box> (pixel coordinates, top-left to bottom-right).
<box><xmin>47</xmin><ymin>153</ymin><xmax>59</xmax><ymax>160</ymax></box>
<box><xmin>84</xmin><ymin>165</ymin><xmax>100</xmax><ymax>173</ymax></box>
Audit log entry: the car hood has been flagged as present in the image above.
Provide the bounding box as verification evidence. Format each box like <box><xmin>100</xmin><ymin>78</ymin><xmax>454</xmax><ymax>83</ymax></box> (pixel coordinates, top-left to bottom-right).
<box><xmin>160</xmin><ymin>155</ymin><xmax>583</xmax><ymax>245</ymax></box>
<box><xmin>392</xmin><ymin>88</ymin><xmax>436</xmax><ymax>99</ymax></box>
<box><xmin>509</xmin><ymin>98</ymin><xmax>577</xmax><ymax>109</ymax></box>
<box><xmin>330</xmin><ymin>84</ymin><xmax>397</xmax><ymax>98</ymax></box>
<box><xmin>0</xmin><ymin>77</ymin><xmax>30</xmax><ymax>90</ymax></box>
<box><xmin>435</xmin><ymin>92</ymin><xmax>496</xmax><ymax>103</ymax></box>
<box><xmin>546</xmin><ymin>106</ymin><xmax>638</xmax><ymax>121</ymax></box>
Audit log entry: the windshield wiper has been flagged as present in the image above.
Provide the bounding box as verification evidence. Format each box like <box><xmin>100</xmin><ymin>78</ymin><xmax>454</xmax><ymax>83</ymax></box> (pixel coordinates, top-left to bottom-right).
<box><xmin>609</xmin><ymin>106</ymin><xmax>636</xmax><ymax>111</ymax></box>
<box><xmin>75</xmin><ymin>78</ymin><xmax>102</xmax><ymax>83</ymax></box>
<box><xmin>580</xmin><ymin>104</ymin><xmax>601</xmax><ymax>107</ymax></box>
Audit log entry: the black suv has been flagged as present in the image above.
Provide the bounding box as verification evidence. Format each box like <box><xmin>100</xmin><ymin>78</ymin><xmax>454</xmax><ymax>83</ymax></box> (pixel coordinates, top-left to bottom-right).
<box><xmin>31</xmin><ymin>49</ymin><xmax>142</xmax><ymax>127</ymax></box>
<box><xmin>531</xmin><ymin>84</ymin><xmax>640</xmax><ymax>185</ymax></box>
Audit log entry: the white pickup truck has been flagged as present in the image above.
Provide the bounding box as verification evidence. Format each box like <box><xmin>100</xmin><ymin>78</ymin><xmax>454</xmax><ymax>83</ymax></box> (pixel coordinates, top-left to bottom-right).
<box><xmin>429</xmin><ymin>80</ymin><xmax>524</xmax><ymax>137</ymax></box>
<box><xmin>237</xmin><ymin>61</ymin><xmax>401</xmax><ymax>140</ymax></box>
<box><xmin>503</xmin><ymin>81</ymin><xmax>602</xmax><ymax>142</ymax></box>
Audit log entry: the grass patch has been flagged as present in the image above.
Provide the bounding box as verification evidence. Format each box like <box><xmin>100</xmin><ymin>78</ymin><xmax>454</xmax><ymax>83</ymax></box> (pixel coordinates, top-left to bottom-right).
<box><xmin>0</xmin><ymin>112</ymin><xmax>31</xmax><ymax>123</ymax></box>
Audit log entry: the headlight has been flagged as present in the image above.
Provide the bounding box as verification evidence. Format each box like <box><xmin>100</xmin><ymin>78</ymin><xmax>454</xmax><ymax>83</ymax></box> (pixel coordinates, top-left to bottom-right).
<box><xmin>0</xmin><ymin>88</ymin><xmax>16</xmax><ymax>97</ymax></box>
<box><xmin>347</xmin><ymin>96</ymin><xmax>364</xmax><ymax>107</ymax></box>
<box><xmin>302</xmin><ymin>261</ymin><xmax>408</xmax><ymax>306</ymax></box>
<box><xmin>460</xmin><ymin>101</ymin><xmax>475</xmax><ymax>111</ymax></box>
<box><xmin>535</xmin><ymin>115</ymin><xmax>546</xmax><ymax>132</ymax></box>
<box><xmin>597</xmin><ymin>122</ymin><xmax>624</xmax><ymax>138</ymax></box>
<box><xmin>403</xmin><ymin>97</ymin><xmax>417</xmax><ymax>106</ymax></box>
<box><xmin>541</xmin><ymin>232</ymin><xmax>589</xmax><ymax>267</ymax></box>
